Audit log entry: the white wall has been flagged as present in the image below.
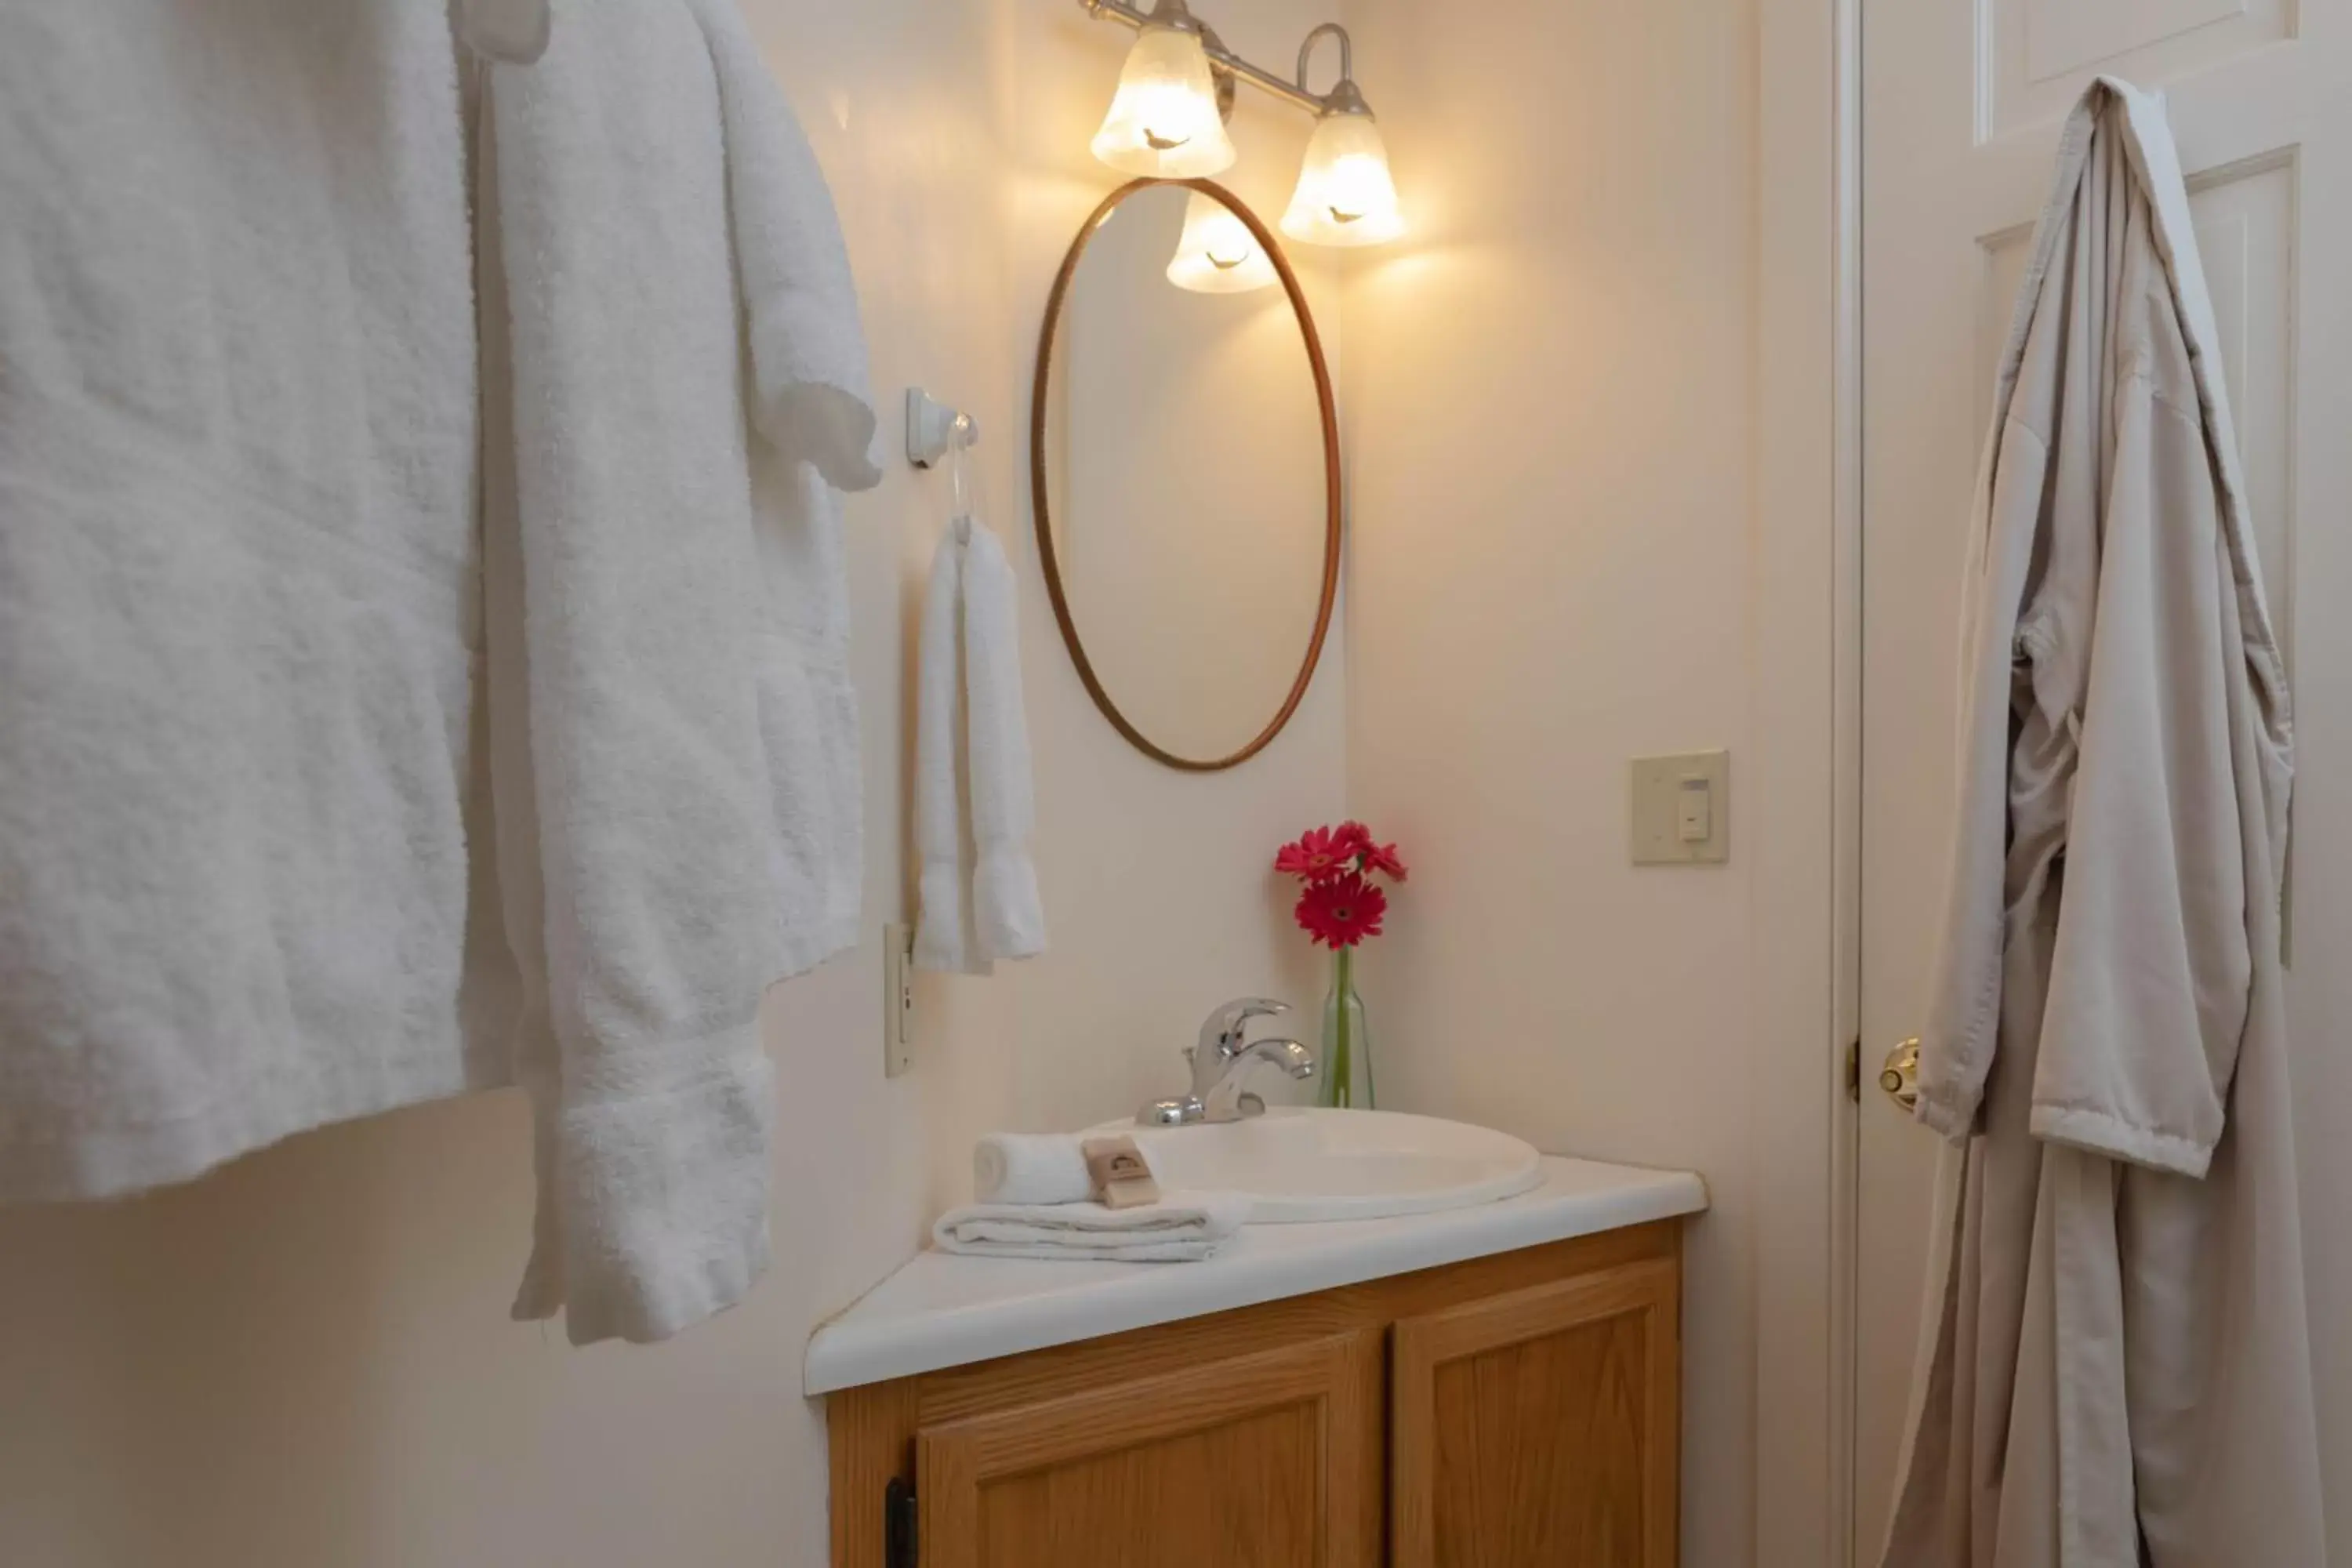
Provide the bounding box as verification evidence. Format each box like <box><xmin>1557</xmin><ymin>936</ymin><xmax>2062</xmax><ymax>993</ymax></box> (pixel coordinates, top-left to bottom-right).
<box><xmin>1334</xmin><ymin>2</ymin><xmax>1762</xmax><ymax>1563</ymax></box>
<box><xmin>0</xmin><ymin>5</ymin><xmax>1345</xmax><ymax>1565</ymax></box>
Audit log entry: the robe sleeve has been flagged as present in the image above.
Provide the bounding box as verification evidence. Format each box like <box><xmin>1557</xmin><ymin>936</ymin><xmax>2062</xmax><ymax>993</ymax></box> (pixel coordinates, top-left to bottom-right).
<box><xmin>688</xmin><ymin>0</ymin><xmax>881</xmax><ymax>494</ymax></box>
<box><xmin>2029</xmin><ymin>364</ymin><xmax>2250</xmax><ymax>1179</ymax></box>
<box><xmin>1911</xmin><ymin>131</ymin><xmax>2090</xmax><ymax>1142</ymax></box>
<box><xmin>1911</xmin><ymin>416</ymin><xmax>2048</xmax><ymax>1143</ymax></box>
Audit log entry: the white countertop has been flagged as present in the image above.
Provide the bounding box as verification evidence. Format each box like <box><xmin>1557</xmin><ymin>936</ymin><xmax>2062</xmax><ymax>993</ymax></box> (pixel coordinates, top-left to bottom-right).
<box><xmin>804</xmin><ymin>1155</ymin><xmax>1708</xmax><ymax>1396</ymax></box>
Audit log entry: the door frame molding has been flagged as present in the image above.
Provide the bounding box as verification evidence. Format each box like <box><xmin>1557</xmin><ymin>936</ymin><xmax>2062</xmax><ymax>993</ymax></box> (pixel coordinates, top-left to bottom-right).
<box><xmin>1751</xmin><ymin>0</ymin><xmax>1865</xmax><ymax>1563</ymax></box>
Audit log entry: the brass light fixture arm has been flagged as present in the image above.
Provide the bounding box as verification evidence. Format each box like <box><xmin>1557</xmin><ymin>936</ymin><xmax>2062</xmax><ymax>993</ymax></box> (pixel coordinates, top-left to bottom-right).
<box><xmin>1078</xmin><ymin>0</ymin><xmax>1341</xmax><ymax>116</ymax></box>
<box><xmin>1295</xmin><ymin>21</ymin><xmax>1370</xmax><ymax>116</ymax></box>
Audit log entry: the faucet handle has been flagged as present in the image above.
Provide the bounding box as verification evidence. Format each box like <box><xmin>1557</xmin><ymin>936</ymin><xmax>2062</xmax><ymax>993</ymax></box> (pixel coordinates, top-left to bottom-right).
<box><xmin>1196</xmin><ymin>998</ymin><xmax>1290</xmax><ymax>1061</ymax></box>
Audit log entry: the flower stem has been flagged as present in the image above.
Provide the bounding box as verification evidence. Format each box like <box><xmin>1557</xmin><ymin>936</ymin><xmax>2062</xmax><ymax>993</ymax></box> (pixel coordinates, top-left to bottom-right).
<box><xmin>1333</xmin><ymin>946</ymin><xmax>1353</xmax><ymax>1106</ymax></box>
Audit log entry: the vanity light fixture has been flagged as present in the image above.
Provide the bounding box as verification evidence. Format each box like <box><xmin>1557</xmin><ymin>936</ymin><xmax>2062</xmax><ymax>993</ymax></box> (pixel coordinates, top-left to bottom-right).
<box><xmin>1079</xmin><ymin>2</ymin><xmax>1403</xmax><ymax>245</ymax></box>
<box><xmin>1279</xmin><ymin>26</ymin><xmax>1403</xmax><ymax>246</ymax></box>
<box><xmin>1087</xmin><ymin>0</ymin><xmax>1236</xmax><ymax>178</ymax></box>
<box><xmin>1164</xmin><ymin>187</ymin><xmax>1277</xmax><ymax>293</ymax></box>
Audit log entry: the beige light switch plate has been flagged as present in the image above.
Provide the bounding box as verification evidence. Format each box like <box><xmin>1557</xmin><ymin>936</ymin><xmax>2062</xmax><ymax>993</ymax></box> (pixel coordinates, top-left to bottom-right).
<box><xmin>1630</xmin><ymin>750</ymin><xmax>1730</xmax><ymax>865</ymax></box>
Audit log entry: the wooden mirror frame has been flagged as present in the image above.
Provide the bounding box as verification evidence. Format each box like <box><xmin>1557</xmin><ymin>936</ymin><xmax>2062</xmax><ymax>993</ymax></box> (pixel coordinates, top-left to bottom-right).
<box><xmin>1030</xmin><ymin>177</ymin><xmax>1343</xmax><ymax>773</ymax></box>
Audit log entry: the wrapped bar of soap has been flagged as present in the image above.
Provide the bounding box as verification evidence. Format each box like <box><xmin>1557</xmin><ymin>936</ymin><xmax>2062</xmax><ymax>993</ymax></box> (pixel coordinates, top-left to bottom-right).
<box><xmin>1080</xmin><ymin>1135</ymin><xmax>1162</xmax><ymax>1209</ymax></box>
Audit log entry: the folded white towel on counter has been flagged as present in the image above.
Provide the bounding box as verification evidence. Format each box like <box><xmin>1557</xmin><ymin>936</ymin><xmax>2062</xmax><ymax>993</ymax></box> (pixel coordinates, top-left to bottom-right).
<box><xmin>478</xmin><ymin>0</ymin><xmax>877</xmax><ymax>1345</ymax></box>
<box><xmin>933</xmin><ymin>1192</ymin><xmax>1250</xmax><ymax>1263</ymax></box>
<box><xmin>974</xmin><ymin>1131</ymin><xmax>1137</xmax><ymax>1206</ymax></box>
<box><xmin>0</xmin><ymin>0</ymin><xmax>494</xmax><ymax>1200</ymax></box>
<box><xmin>914</xmin><ymin>519</ymin><xmax>1047</xmax><ymax>975</ymax></box>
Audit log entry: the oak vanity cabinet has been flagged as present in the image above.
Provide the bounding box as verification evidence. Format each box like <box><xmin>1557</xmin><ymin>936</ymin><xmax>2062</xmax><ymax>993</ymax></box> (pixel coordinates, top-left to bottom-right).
<box><xmin>826</xmin><ymin>1218</ymin><xmax>1681</xmax><ymax>1568</ymax></box>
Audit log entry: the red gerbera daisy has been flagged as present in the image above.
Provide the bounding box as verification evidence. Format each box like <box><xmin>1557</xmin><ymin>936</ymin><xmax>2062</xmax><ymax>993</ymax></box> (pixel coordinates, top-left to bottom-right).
<box><xmin>1294</xmin><ymin>873</ymin><xmax>1388</xmax><ymax>949</ymax></box>
<box><xmin>1276</xmin><ymin>822</ymin><xmax>1374</xmax><ymax>881</ymax></box>
<box><xmin>1361</xmin><ymin>840</ymin><xmax>1409</xmax><ymax>882</ymax></box>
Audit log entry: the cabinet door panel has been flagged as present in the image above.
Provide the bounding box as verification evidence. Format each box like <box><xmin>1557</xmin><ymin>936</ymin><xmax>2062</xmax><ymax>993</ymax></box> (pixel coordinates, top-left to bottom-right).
<box><xmin>1392</xmin><ymin>1258</ymin><xmax>1679</xmax><ymax>1568</ymax></box>
<box><xmin>917</xmin><ymin>1330</ymin><xmax>1381</xmax><ymax>1568</ymax></box>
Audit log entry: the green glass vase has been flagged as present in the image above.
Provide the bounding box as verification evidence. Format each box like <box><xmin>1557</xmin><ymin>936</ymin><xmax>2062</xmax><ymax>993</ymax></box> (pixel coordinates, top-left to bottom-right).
<box><xmin>1316</xmin><ymin>946</ymin><xmax>1374</xmax><ymax>1109</ymax></box>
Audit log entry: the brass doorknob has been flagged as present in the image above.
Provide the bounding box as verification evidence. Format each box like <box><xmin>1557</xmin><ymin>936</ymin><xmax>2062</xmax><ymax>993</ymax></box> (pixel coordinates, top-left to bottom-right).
<box><xmin>1878</xmin><ymin>1038</ymin><xmax>1922</xmax><ymax>1112</ymax></box>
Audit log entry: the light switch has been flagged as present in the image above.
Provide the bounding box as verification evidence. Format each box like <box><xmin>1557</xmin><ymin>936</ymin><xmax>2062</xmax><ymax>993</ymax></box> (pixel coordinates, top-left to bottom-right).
<box><xmin>1677</xmin><ymin>776</ymin><xmax>1711</xmax><ymax>842</ymax></box>
<box><xmin>1631</xmin><ymin>750</ymin><xmax>1730</xmax><ymax>866</ymax></box>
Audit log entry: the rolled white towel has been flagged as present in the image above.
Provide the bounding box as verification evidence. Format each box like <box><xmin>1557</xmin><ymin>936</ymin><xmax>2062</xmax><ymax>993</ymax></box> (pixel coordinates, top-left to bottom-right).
<box><xmin>972</xmin><ymin>1132</ymin><xmax>1127</xmax><ymax>1207</ymax></box>
<box><xmin>932</xmin><ymin>1192</ymin><xmax>1250</xmax><ymax>1263</ymax></box>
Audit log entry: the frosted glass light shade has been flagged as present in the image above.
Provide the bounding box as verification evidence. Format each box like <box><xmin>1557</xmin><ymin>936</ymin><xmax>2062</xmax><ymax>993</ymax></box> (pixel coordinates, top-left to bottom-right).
<box><xmin>1165</xmin><ymin>190</ymin><xmax>1277</xmax><ymax>293</ymax></box>
<box><xmin>1280</xmin><ymin>110</ymin><xmax>1403</xmax><ymax>246</ymax></box>
<box><xmin>1089</xmin><ymin>25</ymin><xmax>1236</xmax><ymax>178</ymax></box>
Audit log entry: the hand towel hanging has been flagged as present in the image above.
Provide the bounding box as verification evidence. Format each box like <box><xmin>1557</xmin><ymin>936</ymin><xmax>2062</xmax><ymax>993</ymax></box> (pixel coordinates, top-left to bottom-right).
<box><xmin>913</xmin><ymin>457</ymin><xmax>1047</xmax><ymax>975</ymax></box>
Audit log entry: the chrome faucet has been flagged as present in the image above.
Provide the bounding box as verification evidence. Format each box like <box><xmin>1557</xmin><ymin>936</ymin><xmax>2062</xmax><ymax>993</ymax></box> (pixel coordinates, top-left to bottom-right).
<box><xmin>1137</xmin><ymin>999</ymin><xmax>1316</xmax><ymax>1126</ymax></box>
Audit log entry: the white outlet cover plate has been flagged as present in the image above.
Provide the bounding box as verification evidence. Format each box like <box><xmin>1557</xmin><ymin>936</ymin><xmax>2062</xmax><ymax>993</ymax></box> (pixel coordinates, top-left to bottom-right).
<box><xmin>883</xmin><ymin>923</ymin><xmax>915</xmax><ymax>1077</ymax></box>
<box><xmin>1629</xmin><ymin>750</ymin><xmax>1730</xmax><ymax>865</ymax></box>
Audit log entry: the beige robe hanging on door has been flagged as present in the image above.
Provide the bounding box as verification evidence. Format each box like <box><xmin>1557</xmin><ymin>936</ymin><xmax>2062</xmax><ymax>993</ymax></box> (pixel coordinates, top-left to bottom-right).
<box><xmin>1878</xmin><ymin>78</ymin><xmax>2323</xmax><ymax>1568</ymax></box>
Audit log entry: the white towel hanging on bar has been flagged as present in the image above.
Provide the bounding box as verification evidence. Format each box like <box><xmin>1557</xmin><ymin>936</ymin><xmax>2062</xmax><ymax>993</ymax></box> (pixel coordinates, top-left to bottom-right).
<box><xmin>913</xmin><ymin>434</ymin><xmax>1047</xmax><ymax>975</ymax></box>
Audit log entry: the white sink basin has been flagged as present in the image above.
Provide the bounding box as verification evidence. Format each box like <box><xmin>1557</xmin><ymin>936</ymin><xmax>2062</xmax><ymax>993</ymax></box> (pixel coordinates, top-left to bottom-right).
<box><xmin>1095</xmin><ymin>1107</ymin><xmax>1543</xmax><ymax>1223</ymax></box>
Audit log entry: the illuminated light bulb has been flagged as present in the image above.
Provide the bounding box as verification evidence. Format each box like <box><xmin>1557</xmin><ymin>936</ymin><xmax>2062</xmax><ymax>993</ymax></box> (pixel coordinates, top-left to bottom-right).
<box><xmin>1280</xmin><ymin>103</ymin><xmax>1403</xmax><ymax>246</ymax></box>
<box><xmin>1089</xmin><ymin>16</ymin><xmax>1236</xmax><ymax>178</ymax></box>
<box><xmin>1165</xmin><ymin>189</ymin><xmax>1277</xmax><ymax>293</ymax></box>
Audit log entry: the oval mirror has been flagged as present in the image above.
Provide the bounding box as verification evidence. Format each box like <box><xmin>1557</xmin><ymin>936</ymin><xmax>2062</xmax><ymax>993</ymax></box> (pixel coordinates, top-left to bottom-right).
<box><xmin>1032</xmin><ymin>178</ymin><xmax>1341</xmax><ymax>771</ymax></box>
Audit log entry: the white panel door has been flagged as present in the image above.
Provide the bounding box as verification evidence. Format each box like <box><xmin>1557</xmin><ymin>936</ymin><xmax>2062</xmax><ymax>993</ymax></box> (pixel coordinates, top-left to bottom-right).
<box><xmin>1857</xmin><ymin>2</ymin><xmax>2352</xmax><ymax>1560</ymax></box>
